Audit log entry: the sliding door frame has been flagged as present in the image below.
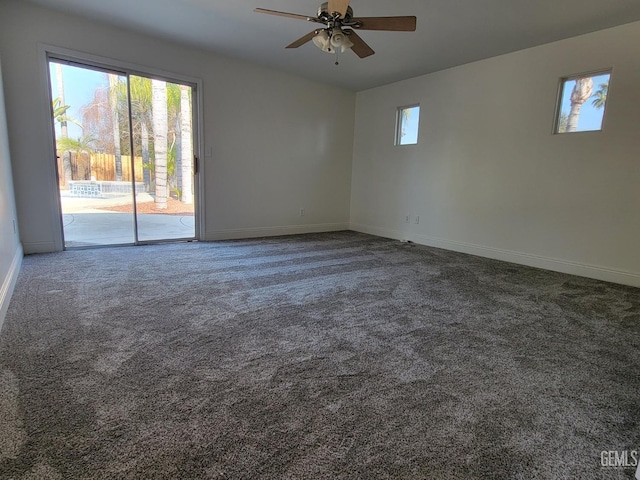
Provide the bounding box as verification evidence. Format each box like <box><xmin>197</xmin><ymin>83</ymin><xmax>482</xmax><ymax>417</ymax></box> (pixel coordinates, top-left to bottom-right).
<box><xmin>39</xmin><ymin>44</ymin><xmax>205</xmax><ymax>249</ymax></box>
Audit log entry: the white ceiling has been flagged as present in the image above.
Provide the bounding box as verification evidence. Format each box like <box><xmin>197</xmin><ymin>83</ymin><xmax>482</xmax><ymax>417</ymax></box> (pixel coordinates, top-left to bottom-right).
<box><xmin>24</xmin><ymin>0</ymin><xmax>640</xmax><ymax>91</ymax></box>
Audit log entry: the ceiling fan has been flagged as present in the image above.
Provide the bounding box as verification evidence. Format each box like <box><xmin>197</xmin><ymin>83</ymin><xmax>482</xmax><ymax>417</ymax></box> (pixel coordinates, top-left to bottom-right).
<box><xmin>254</xmin><ymin>0</ymin><xmax>416</xmax><ymax>62</ymax></box>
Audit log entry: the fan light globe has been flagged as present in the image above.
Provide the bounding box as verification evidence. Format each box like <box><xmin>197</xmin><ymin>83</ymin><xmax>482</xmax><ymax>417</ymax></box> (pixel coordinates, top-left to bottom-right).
<box><xmin>330</xmin><ymin>27</ymin><xmax>353</xmax><ymax>53</ymax></box>
<box><xmin>330</xmin><ymin>28</ymin><xmax>345</xmax><ymax>47</ymax></box>
<box><xmin>312</xmin><ymin>30</ymin><xmax>333</xmax><ymax>53</ymax></box>
<box><xmin>340</xmin><ymin>32</ymin><xmax>353</xmax><ymax>52</ymax></box>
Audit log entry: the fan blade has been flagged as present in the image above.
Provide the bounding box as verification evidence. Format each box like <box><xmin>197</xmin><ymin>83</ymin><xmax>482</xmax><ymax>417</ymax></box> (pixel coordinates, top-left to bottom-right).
<box><xmin>286</xmin><ymin>30</ymin><xmax>319</xmax><ymax>49</ymax></box>
<box><xmin>345</xmin><ymin>30</ymin><xmax>374</xmax><ymax>58</ymax></box>
<box><xmin>254</xmin><ymin>8</ymin><xmax>312</xmax><ymax>21</ymax></box>
<box><xmin>351</xmin><ymin>16</ymin><xmax>417</xmax><ymax>31</ymax></box>
<box><xmin>328</xmin><ymin>0</ymin><xmax>350</xmax><ymax>18</ymax></box>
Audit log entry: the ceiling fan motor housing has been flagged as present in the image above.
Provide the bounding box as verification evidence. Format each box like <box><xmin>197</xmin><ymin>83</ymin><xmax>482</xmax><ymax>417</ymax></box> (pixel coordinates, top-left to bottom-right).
<box><xmin>318</xmin><ymin>2</ymin><xmax>353</xmax><ymax>21</ymax></box>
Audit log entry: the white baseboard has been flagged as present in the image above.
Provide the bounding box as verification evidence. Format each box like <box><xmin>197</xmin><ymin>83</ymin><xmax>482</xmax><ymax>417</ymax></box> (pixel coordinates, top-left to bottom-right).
<box><xmin>0</xmin><ymin>245</ymin><xmax>23</xmax><ymax>331</ymax></box>
<box><xmin>22</xmin><ymin>241</ymin><xmax>58</xmax><ymax>254</ymax></box>
<box><xmin>350</xmin><ymin>223</ymin><xmax>640</xmax><ymax>288</ymax></box>
<box><xmin>205</xmin><ymin>222</ymin><xmax>350</xmax><ymax>241</ymax></box>
<box><xmin>349</xmin><ymin>223</ymin><xmax>405</xmax><ymax>243</ymax></box>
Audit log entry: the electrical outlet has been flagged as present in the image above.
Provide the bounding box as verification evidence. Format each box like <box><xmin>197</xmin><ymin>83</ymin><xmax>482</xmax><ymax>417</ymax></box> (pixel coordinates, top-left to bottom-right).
<box><xmin>414</xmin><ymin>216</ymin><xmax>420</xmax><ymax>224</ymax></box>
<box><xmin>404</xmin><ymin>215</ymin><xmax>410</xmax><ymax>223</ymax></box>
<box><xmin>300</xmin><ymin>208</ymin><xmax>305</xmax><ymax>217</ymax></box>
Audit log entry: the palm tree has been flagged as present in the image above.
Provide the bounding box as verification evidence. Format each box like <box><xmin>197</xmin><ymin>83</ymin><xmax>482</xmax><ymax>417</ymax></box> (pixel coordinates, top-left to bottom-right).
<box><xmin>130</xmin><ymin>76</ymin><xmax>152</xmax><ymax>189</ymax></box>
<box><xmin>113</xmin><ymin>76</ymin><xmax>153</xmax><ymax>189</ymax></box>
<box><xmin>54</xmin><ymin>63</ymin><xmax>73</xmax><ymax>187</ymax></box>
<box><xmin>52</xmin><ymin>98</ymin><xmax>82</xmax><ymax>132</ymax></box>
<box><xmin>400</xmin><ymin>108</ymin><xmax>411</xmax><ymax>139</ymax></box>
<box><xmin>179</xmin><ymin>85</ymin><xmax>193</xmax><ymax>205</ymax></box>
<box><xmin>591</xmin><ymin>82</ymin><xmax>608</xmax><ymax>109</ymax></box>
<box><xmin>56</xmin><ymin>134</ymin><xmax>96</xmax><ymax>158</ymax></box>
<box><xmin>557</xmin><ymin>112</ymin><xmax>569</xmax><ymax>133</ymax></box>
<box><xmin>107</xmin><ymin>76</ymin><xmax>183</xmax><ymax>201</ymax></box>
<box><xmin>166</xmin><ymin>83</ymin><xmax>181</xmax><ymax>198</ymax></box>
<box><xmin>52</xmin><ymin>98</ymin><xmax>71</xmax><ymax>123</ymax></box>
<box><xmin>141</xmin><ymin>120</ymin><xmax>151</xmax><ymax>189</ymax></box>
<box><xmin>57</xmin><ymin>134</ymin><xmax>97</xmax><ymax>180</ymax></box>
<box><xmin>108</xmin><ymin>74</ymin><xmax>123</xmax><ymax>181</ymax></box>
<box><xmin>151</xmin><ymin>79</ymin><xmax>168</xmax><ymax>209</ymax></box>
<box><xmin>566</xmin><ymin>77</ymin><xmax>593</xmax><ymax>132</ymax></box>
<box><xmin>54</xmin><ymin>64</ymin><xmax>69</xmax><ymax>139</ymax></box>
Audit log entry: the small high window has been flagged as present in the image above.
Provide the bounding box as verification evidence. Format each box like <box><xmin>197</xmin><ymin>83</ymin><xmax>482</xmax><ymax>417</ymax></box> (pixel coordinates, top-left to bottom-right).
<box><xmin>555</xmin><ymin>71</ymin><xmax>611</xmax><ymax>134</ymax></box>
<box><xmin>396</xmin><ymin>105</ymin><xmax>420</xmax><ymax>145</ymax></box>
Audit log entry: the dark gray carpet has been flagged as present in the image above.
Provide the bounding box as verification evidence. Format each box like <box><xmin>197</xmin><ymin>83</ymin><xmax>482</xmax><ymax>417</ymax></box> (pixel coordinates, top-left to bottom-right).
<box><xmin>0</xmin><ymin>231</ymin><xmax>638</xmax><ymax>479</ymax></box>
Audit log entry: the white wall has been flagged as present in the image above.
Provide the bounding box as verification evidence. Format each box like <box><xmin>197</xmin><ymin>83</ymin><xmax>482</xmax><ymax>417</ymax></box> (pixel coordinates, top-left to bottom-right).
<box><xmin>0</xmin><ymin>55</ymin><xmax>23</xmax><ymax>329</ymax></box>
<box><xmin>0</xmin><ymin>0</ymin><xmax>355</xmax><ymax>252</ymax></box>
<box><xmin>2</xmin><ymin>1</ymin><xmax>638</xmax><ymax>288</ymax></box>
<box><xmin>351</xmin><ymin>22</ymin><xmax>640</xmax><ymax>287</ymax></box>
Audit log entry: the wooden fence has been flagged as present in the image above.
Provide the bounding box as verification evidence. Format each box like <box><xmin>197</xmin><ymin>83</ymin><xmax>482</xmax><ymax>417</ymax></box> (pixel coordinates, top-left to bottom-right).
<box><xmin>58</xmin><ymin>153</ymin><xmax>145</xmax><ymax>188</ymax></box>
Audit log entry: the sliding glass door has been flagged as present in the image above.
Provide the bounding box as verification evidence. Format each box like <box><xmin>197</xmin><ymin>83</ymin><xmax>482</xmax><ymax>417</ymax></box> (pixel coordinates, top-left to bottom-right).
<box><xmin>129</xmin><ymin>75</ymin><xmax>195</xmax><ymax>242</ymax></box>
<box><xmin>48</xmin><ymin>58</ymin><xmax>197</xmax><ymax>248</ymax></box>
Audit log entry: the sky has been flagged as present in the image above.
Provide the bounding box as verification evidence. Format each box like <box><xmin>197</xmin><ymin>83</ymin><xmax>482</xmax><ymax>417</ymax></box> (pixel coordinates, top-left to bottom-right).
<box><xmin>558</xmin><ymin>73</ymin><xmax>609</xmax><ymax>132</ymax></box>
<box><xmin>49</xmin><ymin>62</ymin><xmax>190</xmax><ymax>141</ymax></box>
<box><xmin>399</xmin><ymin>106</ymin><xmax>420</xmax><ymax>145</ymax></box>
<box><xmin>49</xmin><ymin>62</ymin><xmax>110</xmax><ymax>139</ymax></box>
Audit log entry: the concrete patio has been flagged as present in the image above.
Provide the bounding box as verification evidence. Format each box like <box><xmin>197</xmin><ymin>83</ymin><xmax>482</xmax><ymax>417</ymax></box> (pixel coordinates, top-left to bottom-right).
<box><xmin>60</xmin><ymin>193</ymin><xmax>195</xmax><ymax>247</ymax></box>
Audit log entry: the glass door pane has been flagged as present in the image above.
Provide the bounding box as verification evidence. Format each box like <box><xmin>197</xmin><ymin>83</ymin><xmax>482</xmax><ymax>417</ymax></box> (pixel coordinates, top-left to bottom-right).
<box><xmin>49</xmin><ymin>60</ymin><xmax>136</xmax><ymax>247</ymax></box>
<box><xmin>130</xmin><ymin>75</ymin><xmax>195</xmax><ymax>242</ymax></box>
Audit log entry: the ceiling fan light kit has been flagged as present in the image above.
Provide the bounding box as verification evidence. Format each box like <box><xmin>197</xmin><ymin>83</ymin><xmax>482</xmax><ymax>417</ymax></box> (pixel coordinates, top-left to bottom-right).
<box><xmin>330</xmin><ymin>27</ymin><xmax>354</xmax><ymax>52</ymax></box>
<box><xmin>255</xmin><ymin>1</ymin><xmax>416</xmax><ymax>62</ymax></box>
<box><xmin>312</xmin><ymin>29</ymin><xmax>332</xmax><ymax>53</ymax></box>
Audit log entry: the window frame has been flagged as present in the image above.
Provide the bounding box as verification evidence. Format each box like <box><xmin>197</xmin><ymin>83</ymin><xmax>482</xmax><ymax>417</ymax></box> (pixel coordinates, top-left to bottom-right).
<box><xmin>395</xmin><ymin>104</ymin><xmax>420</xmax><ymax>146</ymax></box>
<box><xmin>552</xmin><ymin>68</ymin><xmax>612</xmax><ymax>135</ymax></box>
